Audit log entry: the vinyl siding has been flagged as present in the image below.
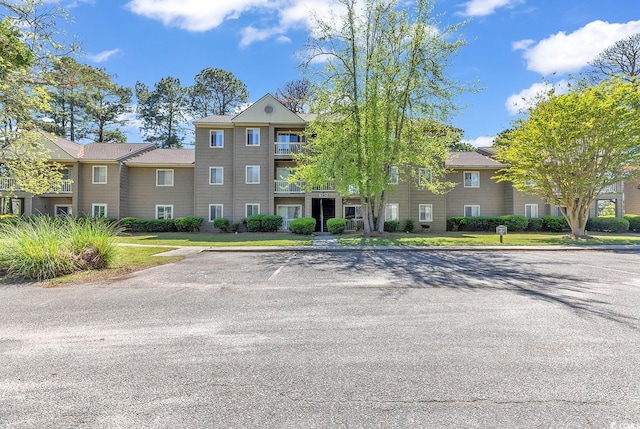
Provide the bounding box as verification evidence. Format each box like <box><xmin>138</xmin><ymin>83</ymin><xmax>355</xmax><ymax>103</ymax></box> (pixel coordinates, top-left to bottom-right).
<box><xmin>126</xmin><ymin>166</ymin><xmax>194</xmax><ymax>219</ymax></box>
<box><xmin>233</xmin><ymin>126</ymin><xmax>271</xmax><ymax>218</ymax></box>
<box><xmin>445</xmin><ymin>169</ymin><xmax>505</xmax><ymax>217</ymax></box>
<box><xmin>77</xmin><ymin>163</ymin><xmax>121</xmax><ymax>217</ymax></box>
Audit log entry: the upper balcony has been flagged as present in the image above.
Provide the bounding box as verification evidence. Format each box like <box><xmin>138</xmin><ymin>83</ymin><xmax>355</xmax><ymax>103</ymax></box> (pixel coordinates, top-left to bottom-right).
<box><xmin>0</xmin><ymin>177</ymin><xmax>73</xmax><ymax>194</ymax></box>
<box><xmin>274</xmin><ymin>142</ymin><xmax>304</xmax><ymax>157</ymax></box>
<box><xmin>274</xmin><ymin>180</ymin><xmax>336</xmax><ymax>194</ymax></box>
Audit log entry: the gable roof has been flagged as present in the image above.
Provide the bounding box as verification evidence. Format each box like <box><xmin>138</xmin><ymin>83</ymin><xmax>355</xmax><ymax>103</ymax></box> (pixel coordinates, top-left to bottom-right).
<box><xmin>446</xmin><ymin>151</ymin><xmax>504</xmax><ymax>168</ymax></box>
<box><xmin>123</xmin><ymin>148</ymin><xmax>195</xmax><ymax>166</ymax></box>
<box><xmin>232</xmin><ymin>93</ymin><xmax>307</xmax><ymax>124</ymax></box>
<box><xmin>193</xmin><ymin>115</ymin><xmax>234</xmax><ymax>126</ymax></box>
<box><xmin>79</xmin><ymin>143</ymin><xmax>156</xmax><ymax>162</ymax></box>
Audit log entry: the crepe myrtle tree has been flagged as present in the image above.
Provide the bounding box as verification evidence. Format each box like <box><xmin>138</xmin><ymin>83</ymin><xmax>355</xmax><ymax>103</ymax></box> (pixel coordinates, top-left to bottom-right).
<box><xmin>294</xmin><ymin>0</ymin><xmax>470</xmax><ymax>234</ymax></box>
<box><xmin>494</xmin><ymin>78</ymin><xmax>640</xmax><ymax>239</ymax></box>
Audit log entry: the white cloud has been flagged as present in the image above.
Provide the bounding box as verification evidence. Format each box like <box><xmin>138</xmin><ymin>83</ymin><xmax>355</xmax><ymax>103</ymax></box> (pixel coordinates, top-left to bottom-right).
<box><xmin>457</xmin><ymin>0</ymin><xmax>523</xmax><ymax>17</ymax></box>
<box><xmin>511</xmin><ymin>39</ymin><xmax>533</xmax><ymax>51</ymax></box>
<box><xmin>125</xmin><ymin>0</ymin><xmax>339</xmax><ymax>45</ymax></box>
<box><xmin>505</xmin><ymin>80</ymin><xmax>568</xmax><ymax>115</ymax></box>
<box><xmin>86</xmin><ymin>48</ymin><xmax>121</xmax><ymax>63</ymax></box>
<box><xmin>517</xmin><ymin>20</ymin><xmax>640</xmax><ymax>75</ymax></box>
<box><xmin>463</xmin><ymin>136</ymin><xmax>496</xmax><ymax>147</ymax></box>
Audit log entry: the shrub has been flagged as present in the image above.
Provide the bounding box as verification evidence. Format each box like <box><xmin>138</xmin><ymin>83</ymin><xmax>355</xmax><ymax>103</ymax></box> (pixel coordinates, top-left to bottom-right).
<box><xmin>0</xmin><ymin>216</ymin><xmax>122</xmax><ymax>280</ymax></box>
<box><xmin>290</xmin><ymin>217</ymin><xmax>316</xmax><ymax>235</ymax></box>
<box><xmin>500</xmin><ymin>215</ymin><xmax>529</xmax><ymax>231</ymax></box>
<box><xmin>327</xmin><ymin>218</ymin><xmax>347</xmax><ymax>234</ymax></box>
<box><xmin>540</xmin><ymin>216</ymin><xmax>569</xmax><ymax>232</ymax></box>
<box><xmin>624</xmin><ymin>214</ymin><xmax>640</xmax><ymax>231</ymax></box>
<box><xmin>246</xmin><ymin>214</ymin><xmax>283</xmax><ymax>232</ymax></box>
<box><xmin>174</xmin><ymin>217</ymin><xmax>203</xmax><ymax>232</ymax></box>
<box><xmin>527</xmin><ymin>217</ymin><xmax>544</xmax><ymax>231</ymax></box>
<box><xmin>447</xmin><ymin>216</ymin><xmax>465</xmax><ymax>231</ymax></box>
<box><xmin>384</xmin><ymin>220</ymin><xmax>400</xmax><ymax>232</ymax></box>
<box><xmin>404</xmin><ymin>219</ymin><xmax>415</xmax><ymax>233</ymax></box>
<box><xmin>213</xmin><ymin>217</ymin><xmax>230</xmax><ymax>232</ymax></box>
<box><xmin>262</xmin><ymin>215</ymin><xmax>283</xmax><ymax>232</ymax></box>
<box><xmin>230</xmin><ymin>222</ymin><xmax>241</xmax><ymax>233</ymax></box>
<box><xmin>587</xmin><ymin>216</ymin><xmax>629</xmax><ymax>233</ymax></box>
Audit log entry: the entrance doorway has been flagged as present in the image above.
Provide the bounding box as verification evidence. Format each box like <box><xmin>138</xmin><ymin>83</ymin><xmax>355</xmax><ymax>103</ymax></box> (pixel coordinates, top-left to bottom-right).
<box><xmin>311</xmin><ymin>198</ymin><xmax>335</xmax><ymax>232</ymax></box>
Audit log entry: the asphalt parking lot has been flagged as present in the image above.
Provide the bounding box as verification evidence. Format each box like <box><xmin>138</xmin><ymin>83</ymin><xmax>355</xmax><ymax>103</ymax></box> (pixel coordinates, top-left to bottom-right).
<box><xmin>1</xmin><ymin>249</ymin><xmax>639</xmax><ymax>428</ymax></box>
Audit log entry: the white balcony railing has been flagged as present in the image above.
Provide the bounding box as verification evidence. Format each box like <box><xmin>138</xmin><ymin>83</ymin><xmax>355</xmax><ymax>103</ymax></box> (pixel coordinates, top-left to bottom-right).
<box><xmin>312</xmin><ymin>183</ymin><xmax>336</xmax><ymax>192</ymax></box>
<box><xmin>280</xmin><ymin>218</ymin><xmax>294</xmax><ymax>231</ymax></box>
<box><xmin>54</xmin><ymin>180</ymin><xmax>73</xmax><ymax>194</ymax></box>
<box><xmin>274</xmin><ymin>180</ymin><xmax>304</xmax><ymax>194</ymax></box>
<box><xmin>346</xmin><ymin>219</ymin><xmax>364</xmax><ymax>231</ymax></box>
<box><xmin>0</xmin><ymin>177</ymin><xmax>21</xmax><ymax>191</ymax></box>
<box><xmin>600</xmin><ymin>183</ymin><xmax>621</xmax><ymax>194</ymax></box>
<box><xmin>274</xmin><ymin>142</ymin><xmax>304</xmax><ymax>156</ymax></box>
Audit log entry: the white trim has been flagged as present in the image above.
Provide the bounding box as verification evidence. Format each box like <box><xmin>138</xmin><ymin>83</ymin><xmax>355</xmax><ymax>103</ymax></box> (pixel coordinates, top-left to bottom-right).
<box><xmin>155</xmin><ymin>204</ymin><xmax>173</xmax><ymax>219</ymax></box>
<box><xmin>246</xmin><ymin>128</ymin><xmax>260</xmax><ymax>146</ymax></box>
<box><xmin>208</xmin><ymin>204</ymin><xmax>223</xmax><ymax>222</ymax></box>
<box><xmin>91</xmin><ymin>203</ymin><xmax>108</xmax><ymax>218</ymax></box>
<box><xmin>92</xmin><ymin>165</ymin><xmax>107</xmax><ymax>184</ymax></box>
<box><xmin>246</xmin><ymin>165</ymin><xmax>260</xmax><ymax>184</ymax></box>
<box><xmin>525</xmin><ymin>203</ymin><xmax>539</xmax><ymax>218</ymax></box>
<box><xmin>418</xmin><ymin>168</ymin><xmax>432</xmax><ymax>186</ymax></box>
<box><xmin>385</xmin><ymin>203</ymin><xmax>399</xmax><ymax>221</ymax></box>
<box><xmin>245</xmin><ymin>203</ymin><xmax>260</xmax><ymax>217</ymax></box>
<box><xmin>388</xmin><ymin>166</ymin><xmax>399</xmax><ymax>184</ymax></box>
<box><xmin>210</xmin><ymin>129</ymin><xmax>224</xmax><ymax>148</ymax></box>
<box><xmin>419</xmin><ymin>204</ymin><xmax>433</xmax><ymax>222</ymax></box>
<box><xmin>464</xmin><ymin>204</ymin><xmax>480</xmax><ymax>217</ymax></box>
<box><xmin>156</xmin><ymin>169</ymin><xmax>174</xmax><ymax>187</ymax></box>
<box><xmin>463</xmin><ymin>171</ymin><xmax>480</xmax><ymax>188</ymax></box>
<box><xmin>209</xmin><ymin>167</ymin><xmax>224</xmax><ymax>185</ymax></box>
<box><xmin>54</xmin><ymin>204</ymin><xmax>72</xmax><ymax>217</ymax></box>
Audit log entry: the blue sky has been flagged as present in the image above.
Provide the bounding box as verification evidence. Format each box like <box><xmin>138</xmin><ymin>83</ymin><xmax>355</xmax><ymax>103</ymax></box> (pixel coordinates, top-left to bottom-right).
<box><xmin>62</xmin><ymin>0</ymin><xmax>640</xmax><ymax>146</ymax></box>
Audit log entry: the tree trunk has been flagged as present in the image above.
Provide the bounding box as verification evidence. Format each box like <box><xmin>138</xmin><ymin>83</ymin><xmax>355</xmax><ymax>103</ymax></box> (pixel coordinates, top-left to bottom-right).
<box><xmin>565</xmin><ymin>201</ymin><xmax>590</xmax><ymax>238</ymax></box>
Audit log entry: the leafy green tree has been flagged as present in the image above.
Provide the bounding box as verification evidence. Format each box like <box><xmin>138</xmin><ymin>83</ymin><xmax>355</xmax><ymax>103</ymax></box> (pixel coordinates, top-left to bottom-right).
<box><xmin>188</xmin><ymin>68</ymin><xmax>248</xmax><ymax>117</ymax></box>
<box><xmin>0</xmin><ymin>1</ymin><xmax>70</xmax><ymax>197</ymax></box>
<box><xmin>494</xmin><ymin>78</ymin><xmax>640</xmax><ymax>238</ymax></box>
<box><xmin>294</xmin><ymin>0</ymin><xmax>469</xmax><ymax>233</ymax></box>
<box><xmin>136</xmin><ymin>77</ymin><xmax>189</xmax><ymax>148</ymax></box>
<box><xmin>84</xmin><ymin>79</ymin><xmax>132</xmax><ymax>143</ymax></box>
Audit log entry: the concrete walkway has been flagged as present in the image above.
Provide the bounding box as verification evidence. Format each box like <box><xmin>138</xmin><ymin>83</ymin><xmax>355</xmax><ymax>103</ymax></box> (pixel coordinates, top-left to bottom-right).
<box><xmin>312</xmin><ymin>233</ymin><xmax>339</xmax><ymax>248</ymax></box>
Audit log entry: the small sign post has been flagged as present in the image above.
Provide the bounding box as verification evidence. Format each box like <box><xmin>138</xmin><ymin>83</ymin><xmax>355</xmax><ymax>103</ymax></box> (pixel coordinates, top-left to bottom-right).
<box><xmin>496</xmin><ymin>225</ymin><xmax>507</xmax><ymax>244</ymax></box>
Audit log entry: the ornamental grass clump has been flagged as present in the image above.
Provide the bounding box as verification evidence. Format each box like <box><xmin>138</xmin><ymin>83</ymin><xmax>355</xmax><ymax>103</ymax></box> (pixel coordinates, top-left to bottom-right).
<box><xmin>0</xmin><ymin>216</ymin><xmax>122</xmax><ymax>280</ymax></box>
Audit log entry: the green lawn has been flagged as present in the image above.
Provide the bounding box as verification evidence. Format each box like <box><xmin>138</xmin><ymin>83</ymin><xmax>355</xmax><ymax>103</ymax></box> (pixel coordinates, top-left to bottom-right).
<box><xmin>111</xmin><ymin>230</ymin><xmax>640</xmax><ymax>248</ymax></box>
<box><xmin>113</xmin><ymin>232</ymin><xmax>314</xmax><ymax>247</ymax></box>
<box><xmin>337</xmin><ymin>232</ymin><xmax>640</xmax><ymax>246</ymax></box>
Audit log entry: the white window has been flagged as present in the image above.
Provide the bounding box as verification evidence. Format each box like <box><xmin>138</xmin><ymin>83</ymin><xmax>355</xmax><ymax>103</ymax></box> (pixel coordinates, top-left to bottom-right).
<box><xmin>210</xmin><ymin>130</ymin><xmax>224</xmax><ymax>148</ymax></box>
<box><xmin>209</xmin><ymin>204</ymin><xmax>223</xmax><ymax>222</ymax></box>
<box><xmin>246</xmin><ymin>203</ymin><xmax>260</xmax><ymax>217</ymax></box>
<box><xmin>525</xmin><ymin>204</ymin><xmax>539</xmax><ymax>218</ymax></box>
<box><xmin>247</xmin><ymin>128</ymin><xmax>260</xmax><ymax>146</ymax></box>
<box><xmin>277</xmin><ymin>205</ymin><xmax>301</xmax><ymax>220</ymax></box>
<box><xmin>344</xmin><ymin>205</ymin><xmax>362</xmax><ymax>219</ymax></box>
<box><xmin>419</xmin><ymin>168</ymin><xmax>432</xmax><ymax>186</ymax></box>
<box><xmin>246</xmin><ymin>166</ymin><xmax>260</xmax><ymax>184</ymax></box>
<box><xmin>464</xmin><ymin>205</ymin><xmax>480</xmax><ymax>217</ymax></box>
<box><xmin>156</xmin><ymin>169</ymin><xmax>174</xmax><ymax>187</ymax></box>
<box><xmin>209</xmin><ymin>167</ymin><xmax>223</xmax><ymax>185</ymax></box>
<box><xmin>419</xmin><ymin>204</ymin><xmax>433</xmax><ymax>222</ymax></box>
<box><xmin>92</xmin><ymin>203</ymin><xmax>107</xmax><ymax>218</ymax></box>
<box><xmin>54</xmin><ymin>205</ymin><xmax>72</xmax><ymax>216</ymax></box>
<box><xmin>389</xmin><ymin>167</ymin><xmax>398</xmax><ymax>184</ymax></box>
<box><xmin>385</xmin><ymin>203</ymin><xmax>399</xmax><ymax>221</ymax></box>
<box><xmin>464</xmin><ymin>171</ymin><xmax>480</xmax><ymax>188</ymax></box>
<box><xmin>92</xmin><ymin>165</ymin><xmax>107</xmax><ymax>184</ymax></box>
<box><xmin>156</xmin><ymin>205</ymin><xmax>173</xmax><ymax>219</ymax></box>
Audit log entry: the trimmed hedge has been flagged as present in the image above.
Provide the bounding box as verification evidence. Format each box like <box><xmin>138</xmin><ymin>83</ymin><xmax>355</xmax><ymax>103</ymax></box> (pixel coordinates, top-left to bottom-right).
<box><xmin>447</xmin><ymin>215</ymin><xmax>529</xmax><ymax>232</ymax></box>
<box><xmin>586</xmin><ymin>216</ymin><xmax>629</xmax><ymax>233</ymax></box>
<box><xmin>384</xmin><ymin>220</ymin><xmax>400</xmax><ymax>232</ymax></box>
<box><xmin>119</xmin><ymin>216</ymin><xmax>203</xmax><ymax>233</ymax></box>
<box><xmin>327</xmin><ymin>218</ymin><xmax>347</xmax><ymax>234</ymax></box>
<box><xmin>290</xmin><ymin>217</ymin><xmax>316</xmax><ymax>235</ymax></box>
<box><xmin>246</xmin><ymin>214</ymin><xmax>283</xmax><ymax>232</ymax></box>
<box><xmin>624</xmin><ymin>214</ymin><xmax>640</xmax><ymax>231</ymax></box>
<box><xmin>538</xmin><ymin>216</ymin><xmax>569</xmax><ymax>232</ymax></box>
<box><xmin>213</xmin><ymin>217</ymin><xmax>230</xmax><ymax>232</ymax></box>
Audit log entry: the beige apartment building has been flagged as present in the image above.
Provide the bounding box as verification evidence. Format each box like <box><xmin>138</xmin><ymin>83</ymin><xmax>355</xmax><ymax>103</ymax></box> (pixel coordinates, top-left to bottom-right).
<box><xmin>1</xmin><ymin>93</ymin><xmax>636</xmax><ymax>232</ymax></box>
